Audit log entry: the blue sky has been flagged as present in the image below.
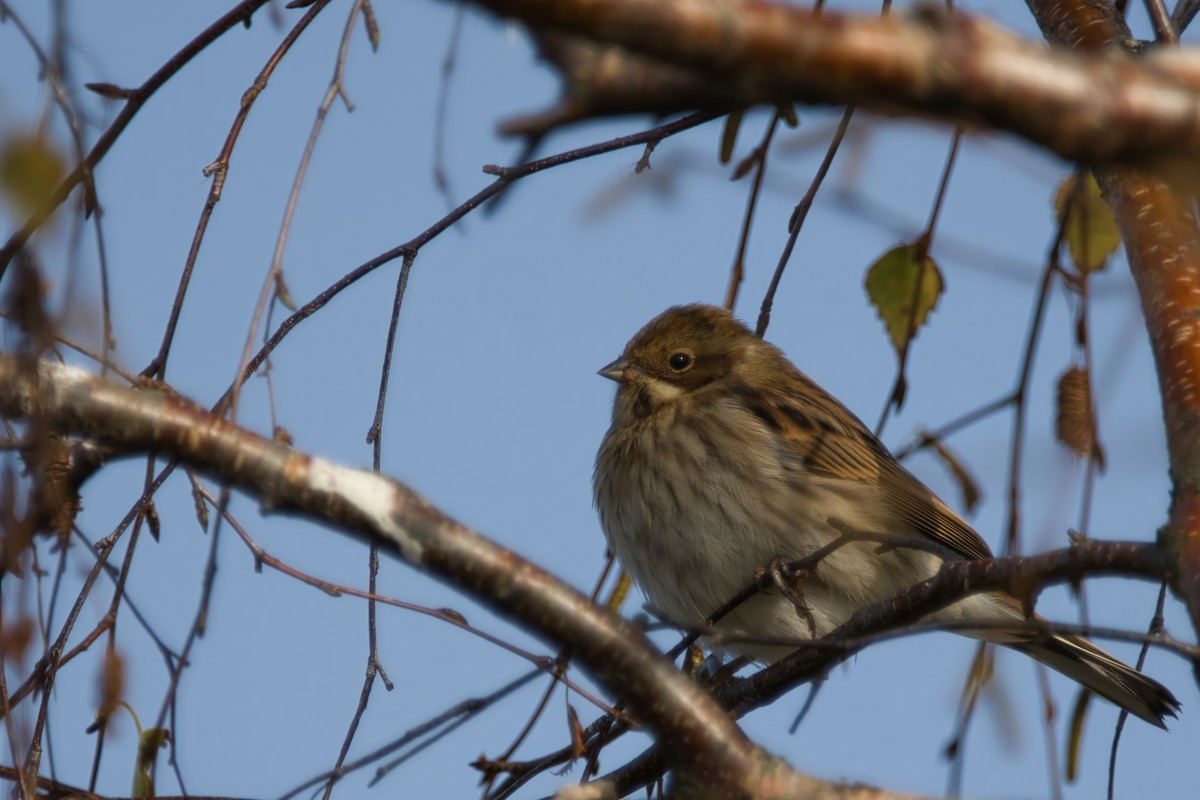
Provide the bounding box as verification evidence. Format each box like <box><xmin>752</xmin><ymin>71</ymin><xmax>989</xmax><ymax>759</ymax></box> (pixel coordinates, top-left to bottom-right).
<box><xmin>1</xmin><ymin>1</ymin><xmax>1195</xmax><ymax>798</ymax></box>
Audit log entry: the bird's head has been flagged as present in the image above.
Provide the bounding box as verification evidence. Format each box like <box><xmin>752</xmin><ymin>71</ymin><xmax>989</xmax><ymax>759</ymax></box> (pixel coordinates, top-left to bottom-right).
<box><xmin>599</xmin><ymin>304</ymin><xmax>767</xmax><ymax>419</ymax></box>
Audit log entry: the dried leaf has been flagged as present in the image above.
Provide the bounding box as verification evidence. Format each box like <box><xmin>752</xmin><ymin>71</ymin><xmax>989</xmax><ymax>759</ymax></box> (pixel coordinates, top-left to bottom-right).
<box><xmin>566</xmin><ymin>703</ymin><xmax>586</xmax><ymax>760</ymax></box>
<box><xmin>864</xmin><ymin>243</ymin><xmax>944</xmax><ymax>355</ymax></box>
<box><xmin>361</xmin><ymin>0</ymin><xmax>381</xmax><ymax>51</ymax></box>
<box><xmin>1</xmin><ymin>616</ymin><xmax>34</xmax><ymax>666</ymax></box>
<box><xmin>274</xmin><ymin>271</ymin><xmax>297</xmax><ymax>311</ymax></box>
<box><xmin>98</xmin><ymin>647</ymin><xmax>125</xmax><ymax>719</ymax></box>
<box><xmin>1054</xmin><ymin>173</ymin><xmax>1120</xmax><ymax>274</ymax></box>
<box><xmin>36</xmin><ymin>435</ymin><xmax>80</xmax><ymax>534</ymax></box>
<box><xmin>924</xmin><ymin>435</ymin><xmax>982</xmax><ymax>514</ymax></box>
<box><xmin>1055</xmin><ymin>366</ymin><xmax>1105</xmax><ymax>468</ymax></box>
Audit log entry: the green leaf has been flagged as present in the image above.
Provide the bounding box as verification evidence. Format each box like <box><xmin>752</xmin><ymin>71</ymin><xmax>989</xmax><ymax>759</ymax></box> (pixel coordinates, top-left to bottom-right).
<box><xmin>718</xmin><ymin>110</ymin><xmax>744</xmax><ymax>165</ymax></box>
<box><xmin>1054</xmin><ymin>172</ymin><xmax>1120</xmax><ymax>273</ymax></box>
<box><xmin>864</xmin><ymin>243</ymin><xmax>944</xmax><ymax>354</ymax></box>
<box><xmin>0</xmin><ymin>134</ymin><xmax>65</xmax><ymax>216</ymax></box>
<box><xmin>133</xmin><ymin>727</ymin><xmax>170</xmax><ymax>798</ymax></box>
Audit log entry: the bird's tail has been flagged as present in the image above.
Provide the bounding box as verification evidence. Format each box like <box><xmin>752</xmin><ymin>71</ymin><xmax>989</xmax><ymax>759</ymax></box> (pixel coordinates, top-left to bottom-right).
<box><xmin>1009</xmin><ymin>633</ymin><xmax>1180</xmax><ymax>728</ymax></box>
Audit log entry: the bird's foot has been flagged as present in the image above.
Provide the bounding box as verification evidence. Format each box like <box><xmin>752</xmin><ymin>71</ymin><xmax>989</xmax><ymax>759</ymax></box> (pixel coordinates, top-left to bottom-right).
<box><xmin>759</xmin><ymin>556</ymin><xmax>818</xmax><ymax>637</ymax></box>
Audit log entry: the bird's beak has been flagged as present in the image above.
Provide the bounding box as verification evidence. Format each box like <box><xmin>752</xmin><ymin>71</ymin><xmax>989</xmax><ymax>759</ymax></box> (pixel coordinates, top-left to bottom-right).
<box><xmin>598</xmin><ymin>357</ymin><xmax>628</xmax><ymax>382</ymax></box>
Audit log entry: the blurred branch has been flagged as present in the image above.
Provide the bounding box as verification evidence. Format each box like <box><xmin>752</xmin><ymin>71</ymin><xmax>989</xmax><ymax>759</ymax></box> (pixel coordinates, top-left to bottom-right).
<box><xmin>467</xmin><ymin>0</ymin><xmax>1200</xmax><ymax>171</ymax></box>
<box><xmin>0</xmin><ymin>762</ymin><xmax>257</xmax><ymax>800</ymax></box>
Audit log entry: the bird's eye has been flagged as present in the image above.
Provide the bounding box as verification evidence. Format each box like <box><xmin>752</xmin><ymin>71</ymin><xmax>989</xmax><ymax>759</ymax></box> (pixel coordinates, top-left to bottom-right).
<box><xmin>668</xmin><ymin>352</ymin><xmax>693</xmax><ymax>371</ymax></box>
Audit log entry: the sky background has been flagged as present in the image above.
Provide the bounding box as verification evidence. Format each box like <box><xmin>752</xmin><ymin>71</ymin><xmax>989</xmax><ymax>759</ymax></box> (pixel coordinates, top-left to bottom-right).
<box><xmin>1</xmin><ymin>1</ymin><xmax>1196</xmax><ymax>798</ymax></box>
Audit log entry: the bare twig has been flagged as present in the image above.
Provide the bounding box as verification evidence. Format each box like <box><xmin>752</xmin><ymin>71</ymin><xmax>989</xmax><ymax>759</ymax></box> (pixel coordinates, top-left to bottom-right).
<box><xmin>0</xmin><ymin>0</ymin><xmax>275</xmax><ymax>277</ymax></box>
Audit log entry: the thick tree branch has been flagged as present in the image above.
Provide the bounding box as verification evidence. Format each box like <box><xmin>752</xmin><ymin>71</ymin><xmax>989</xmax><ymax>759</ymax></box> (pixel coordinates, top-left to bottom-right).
<box><xmin>0</xmin><ymin>357</ymin><xmax>924</xmax><ymax>800</ymax></box>
<box><xmin>1023</xmin><ymin>0</ymin><xmax>1200</xmax><ymax>645</ymax></box>
<box><xmin>730</xmin><ymin>540</ymin><xmax>1174</xmax><ymax>713</ymax></box>
<box><xmin>466</xmin><ymin>0</ymin><xmax>1200</xmax><ymax>169</ymax></box>
<box><xmin>534</xmin><ymin>540</ymin><xmax>1182</xmax><ymax>796</ymax></box>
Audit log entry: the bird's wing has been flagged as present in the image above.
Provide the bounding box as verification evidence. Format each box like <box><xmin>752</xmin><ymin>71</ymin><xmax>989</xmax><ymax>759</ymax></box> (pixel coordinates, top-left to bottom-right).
<box><xmin>741</xmin><ymin>381</ymin><xmax>994</xmax><ymax>562</ymax></box>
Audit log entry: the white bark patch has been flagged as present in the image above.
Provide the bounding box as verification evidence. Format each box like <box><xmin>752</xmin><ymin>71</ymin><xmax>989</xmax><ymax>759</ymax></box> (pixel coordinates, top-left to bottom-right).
<box><xmin>307</xmin><ymin>458</ymin><xmax>424</xmax><ymax>563</ymax></box>
<box><xmin>41</xmin><ymin>359</ymin><xmax>91</xmax><ymax>385</ymax></box>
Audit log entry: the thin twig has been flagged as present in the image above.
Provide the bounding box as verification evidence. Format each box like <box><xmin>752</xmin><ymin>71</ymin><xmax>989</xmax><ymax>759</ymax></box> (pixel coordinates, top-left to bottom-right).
<box><xmin>756</xmin><ymin>106</ymin><xmax>854</xmax><ymax>337</ymax></box>
<box><xmin>0</xmin><ymin>0</ymin><xmax>275</xmax><ymax>277</ymax></box>
<box><xmin>723</xmin><ymin>111</ymin><xmax>780</xmax><ymax>311</ymax></box>
<box><xmin>1107</xmin><ymin>580</ymin><xmax>1170</xmax><ymax>799</ymax></box>
<box><xmin>875</xmin><ymin>129</ymin><xmax>962</xmax><ymax>435</ymax></box>
<box><xmin>147</xmin><ymin>0</ymin><xmax>333</xmax><ymax>384</ymax></box>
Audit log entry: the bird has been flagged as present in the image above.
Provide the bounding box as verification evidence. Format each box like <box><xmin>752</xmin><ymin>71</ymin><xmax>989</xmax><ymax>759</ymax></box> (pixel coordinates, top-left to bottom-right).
<box><xmin>593</xmin><ymin>303</ymin><xmax>1180</xmax><ymax>727</ymax></box>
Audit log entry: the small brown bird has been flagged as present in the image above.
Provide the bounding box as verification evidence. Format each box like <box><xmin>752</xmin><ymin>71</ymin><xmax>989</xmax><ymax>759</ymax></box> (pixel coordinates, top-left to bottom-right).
<box><xmin>594</xmin><ymin>303</ymin><xmax>1179</xmax><ymax>727</ymax></box>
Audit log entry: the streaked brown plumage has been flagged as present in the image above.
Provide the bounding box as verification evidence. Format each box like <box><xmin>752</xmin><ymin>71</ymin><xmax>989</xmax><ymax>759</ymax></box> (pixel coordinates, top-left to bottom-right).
<box><xmin>594</xmin><ymin>304</ymin><xmax>1179</xmax><ymax>727</ymax></box>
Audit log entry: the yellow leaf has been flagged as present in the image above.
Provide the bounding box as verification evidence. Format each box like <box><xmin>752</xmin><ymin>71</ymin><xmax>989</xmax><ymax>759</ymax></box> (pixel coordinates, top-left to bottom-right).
<box><xmin>606</xmin><ymin>571</ymin><xmax>632</xmax><ymax>613</ymax></box>
<box><xmin>274</xmin><ymin>271</ymin><xmax>297</xmax><ymax>311</ymax></box>
<box><xmin>1054</xmin><ymin>172</ymin><xmax>1120</xmax><ymax>273</ymax></box>
<box><xmin>0</xmin><ymin>134</ymin><xmax>66</xmax><ymax>215</ymax></box>
<box><xmin>864</xmin><ymin>243</ymin><xmax>944</xmax><ymax>354</ymax></box>
<box><xmin>1065</xmin><ymin>689</ymin><xmax>1091</xmax><ymax>782</ymax></box>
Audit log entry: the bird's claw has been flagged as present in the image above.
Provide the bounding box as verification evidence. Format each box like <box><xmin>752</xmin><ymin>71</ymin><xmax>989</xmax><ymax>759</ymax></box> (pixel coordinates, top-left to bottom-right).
<box><xmin>760</xmin><ymin>556</ymin><xmax>818</xmax><ymax>637</ymax></box>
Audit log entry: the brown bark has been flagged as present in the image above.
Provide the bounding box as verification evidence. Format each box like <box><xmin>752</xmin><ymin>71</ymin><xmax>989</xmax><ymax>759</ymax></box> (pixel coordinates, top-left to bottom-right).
<box><xmin>1026</xmin><ymin>0</ymin><xmax>1200</xmax><ymax>640</ymax></box>
<box><xmin>472</xmin><ymin>0</ymin><xmax>1200</xmax><ymax>172</ymax></box>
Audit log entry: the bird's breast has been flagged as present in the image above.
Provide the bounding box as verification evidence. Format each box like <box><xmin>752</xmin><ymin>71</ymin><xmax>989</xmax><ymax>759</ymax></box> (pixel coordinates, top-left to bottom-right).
<box><xmin>595</xmin><ymin>399</ymin><xmax>832</xmax><ymax>627</ymax></box>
